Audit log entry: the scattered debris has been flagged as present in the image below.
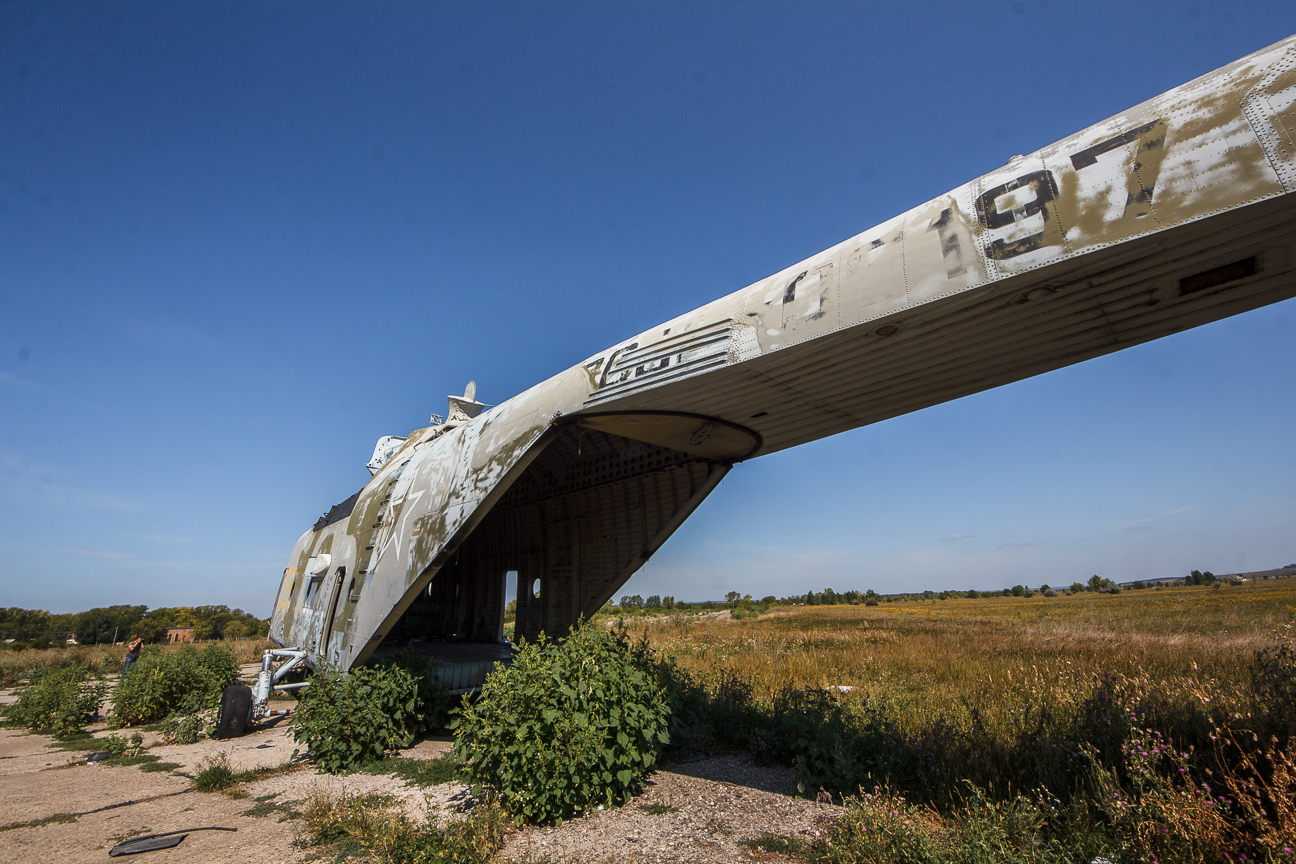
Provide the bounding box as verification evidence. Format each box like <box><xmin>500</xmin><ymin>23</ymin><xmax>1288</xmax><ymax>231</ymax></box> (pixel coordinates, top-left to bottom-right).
<box><xmin>109</xmin><ymin>827</ymin><xmax>235</xmax><ymax>857</ymax></box>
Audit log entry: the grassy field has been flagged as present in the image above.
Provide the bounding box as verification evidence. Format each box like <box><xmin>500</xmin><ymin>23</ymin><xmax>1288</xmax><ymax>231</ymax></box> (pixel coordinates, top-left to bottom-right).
<box><xmin>611</xmin><ymin>580</ymin><xmax>1296</xmax><ymax>862</ymax></box>
<box><xmin>634</xmin><ymin>580</ymin><xmax>1295</xmax><ymax>711</ymax></box>
<box><xmin>0</xmin><ymin>638</ymin><xmax>271</xmax><ymax>688</ymax></box>
<box><xmin>632</xmin><ymin>577</ymin><xmax>1290</xmax><ymax>699</ymax></box>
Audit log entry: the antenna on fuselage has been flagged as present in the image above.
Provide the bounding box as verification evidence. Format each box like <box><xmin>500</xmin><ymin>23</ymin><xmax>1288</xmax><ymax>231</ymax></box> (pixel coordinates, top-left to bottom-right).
<box><xmin>446</xmin><ymin>380</ymin><xmax>488</xmax><ymax>423</ymax></box>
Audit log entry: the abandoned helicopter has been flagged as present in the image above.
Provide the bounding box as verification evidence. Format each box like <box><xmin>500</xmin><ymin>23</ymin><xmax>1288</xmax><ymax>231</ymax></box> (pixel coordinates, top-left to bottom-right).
<box><xmin>220</xmin><ymin>34</ymin><xmax>1296</xmax><ymax>735</ymax></box>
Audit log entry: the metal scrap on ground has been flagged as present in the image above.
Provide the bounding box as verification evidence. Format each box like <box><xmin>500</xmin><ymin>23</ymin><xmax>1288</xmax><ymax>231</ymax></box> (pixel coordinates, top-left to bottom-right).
<box><xmin>108</xmin><ymin>827</ymin><xmax>236</xmax><ymax>857</ymax></box>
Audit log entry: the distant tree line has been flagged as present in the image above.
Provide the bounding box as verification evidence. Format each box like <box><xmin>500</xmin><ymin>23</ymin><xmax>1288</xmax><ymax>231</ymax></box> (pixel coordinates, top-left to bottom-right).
<box><xmin>0</xmin><ymin>604</ymin><xmax>269</xmax><ymax>649</ymax></box>
<box><xmin>595</xmin><ymin>567</ymin><xmax>1275</xmax><ymax>615</ymax></box>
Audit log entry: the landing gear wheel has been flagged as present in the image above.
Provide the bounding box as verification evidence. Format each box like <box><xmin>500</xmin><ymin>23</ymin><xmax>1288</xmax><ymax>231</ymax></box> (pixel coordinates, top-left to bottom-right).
<box><xmin>215</xmin><ymin>685</ymin><xmax>253</xmax><ymax>739</ymax></box>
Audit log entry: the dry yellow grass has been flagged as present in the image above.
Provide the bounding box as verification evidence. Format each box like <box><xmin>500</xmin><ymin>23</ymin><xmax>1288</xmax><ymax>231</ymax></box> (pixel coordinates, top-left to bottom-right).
<box><xmin>630</xmin><ymin>580</ymin><xmax>1296</xmax><ymax>732</ymax></box>
<box><xmin>0</xmin><ymin>638</ymin><xmax>272</xmax><ymax>687</ymax></box>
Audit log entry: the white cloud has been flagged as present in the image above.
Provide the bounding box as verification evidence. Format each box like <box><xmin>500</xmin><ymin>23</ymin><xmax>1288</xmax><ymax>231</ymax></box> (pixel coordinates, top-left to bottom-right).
<box><xmin>0</xmin><ymin>372</ymin><xmax>41</xmax><ymax>390</ymax></box>
<box><xmin>0</xmin><ymin>451</ymin><xmax>148</xmax><ymax>512</ymax></box>
<box><xmin>55</xmin><ymin>547</ymin><xmax>135</xmax><ymax>559</ymax></box>
<box><xmin>1120</xmin><ymin>504</ymin><xmax>1194</xmax><ymax>531</ymax></box>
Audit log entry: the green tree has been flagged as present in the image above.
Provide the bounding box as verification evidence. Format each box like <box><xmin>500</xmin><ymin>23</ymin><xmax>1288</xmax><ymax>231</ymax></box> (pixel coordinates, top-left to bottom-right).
<box><xmin>0</xmin><ymin>607</ymin><xmax>52</xmax><ymax>642</ymax></box>
<box><xmin>74</xmin><ymin>605</ymin><xmax>147</xmax><ymax>646</ymax></box>
<box><xmin>222</xmin><ymin>620</ymin><xmax>250</xmax><ymax>640</ymax></box>
<box><xmin>1088</xmin><ymin>574</ymin><xmax>1120</xmax><ymax>593</ymax></box>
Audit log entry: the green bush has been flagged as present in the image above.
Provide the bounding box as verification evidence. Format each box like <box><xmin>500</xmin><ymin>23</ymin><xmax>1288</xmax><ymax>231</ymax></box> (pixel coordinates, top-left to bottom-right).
<box><xmin>159</xmin><ymin>692</ymin><xmax>212</xmax><ymax>745</ymax></box>
<box><xmin>291</xmin><ymin>654</ymin><xmax>447</xmax><ymax>774</ymax></box>
<box><xmin>102</xmin><ymin>731</ymin><xmax>145</xmax><ymax>757</ymax></box>
<box><xmin>452</xmin><ymin>620</ymin><xmax>670</xmax><ymax>825</ymax></box>
<box><xmin>111</xmin><ymin>644</ymin><xmax>239</xmax><ymax>727</ymax></box>
<box><xmin>385</xmin><ymin>648</ymin><xmax>451</xmax><ymax>732</ymax></box>
<box><xmin>4</xmin><ymin>664</ymin><xmax>107</xmax><ymax>735</ymax></box>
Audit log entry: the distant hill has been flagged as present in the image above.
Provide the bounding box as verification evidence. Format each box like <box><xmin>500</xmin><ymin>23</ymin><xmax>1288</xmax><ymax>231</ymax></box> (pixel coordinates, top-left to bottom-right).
<box><xmin>1118</xmin><ymin>566</ymin><xmax>1296</xmax><ymax>588</ymax></box>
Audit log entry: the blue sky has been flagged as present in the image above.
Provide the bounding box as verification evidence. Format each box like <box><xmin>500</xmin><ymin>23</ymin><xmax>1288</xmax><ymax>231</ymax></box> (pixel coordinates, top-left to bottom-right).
<box><xmin>2</xmin><ymin>1</ymin><xmax>1293</xmax><ymax>616</ymax></box>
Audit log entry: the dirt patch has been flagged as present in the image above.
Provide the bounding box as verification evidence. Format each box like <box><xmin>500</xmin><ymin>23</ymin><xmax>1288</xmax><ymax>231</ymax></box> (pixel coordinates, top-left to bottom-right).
<box><xmin>500</xmin><ymin>754</ymin><xmax>836</xmax><ymax>863</ymax></box>
<box><xmin>0</xmin><ymin>724</ymin><xmax>309</xmax><ymax>864</ymax></box>
<box><xmin>1</xmin><ymin>711</ymin><xmax>824</xmax><ymax>863</ymax></box>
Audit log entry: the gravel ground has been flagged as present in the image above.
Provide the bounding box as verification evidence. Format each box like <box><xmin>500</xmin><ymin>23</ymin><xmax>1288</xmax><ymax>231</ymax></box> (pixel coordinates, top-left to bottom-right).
<box><xmin>500</xmin><ymin>754</ymin><xmax>837</xmax><ymax>863</ymax></box>
<box><xmin>2</xmin><ymin>673</ymin><xmax>833</xmax><ymax>863</ymax></box>
<box><xmin>0</xmin><ymin>725</ymin><xmax>304</xmax><ymax>864</ymax></box>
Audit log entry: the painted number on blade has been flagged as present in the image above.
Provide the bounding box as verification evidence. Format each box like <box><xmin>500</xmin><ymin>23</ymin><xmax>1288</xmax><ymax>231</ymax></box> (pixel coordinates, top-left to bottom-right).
<box><xmin>975</xmin><ymin>118</ymin><xmax>1166</xmax><ymax>261</ymax></box>
<box><xmin>1070</xmin><ymin>118</ymin><xmax>1166</xmax><ymax>221</ymax></box>
<box><xmin>975</xmin><ymin>170</ymin><xmax>1060</xmax><ymax>260</ymax></box>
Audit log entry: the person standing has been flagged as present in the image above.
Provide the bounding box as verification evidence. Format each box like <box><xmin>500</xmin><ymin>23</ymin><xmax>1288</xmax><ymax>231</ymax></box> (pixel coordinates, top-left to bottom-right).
<box><xmin>122</xmin><ymin>635</ymin><xmax>143</xmax><ymax>677</ymax></box>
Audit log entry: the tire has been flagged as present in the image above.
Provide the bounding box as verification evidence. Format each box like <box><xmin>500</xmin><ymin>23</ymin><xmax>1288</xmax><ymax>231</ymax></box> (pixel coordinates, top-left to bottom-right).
<box><xmin>215</xmin><ymin>685</ymin><xmax>253</xmax><ymax>739</ymax></box>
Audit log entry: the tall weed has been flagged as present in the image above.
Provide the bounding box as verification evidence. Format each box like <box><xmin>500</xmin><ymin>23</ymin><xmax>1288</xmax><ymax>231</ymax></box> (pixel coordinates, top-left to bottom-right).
<box><xmin>4</xmin><ymin>664</ymin><xmax>107</xmax><ymax>735</ymax></box>
<box><xmin>814</xmin><ymin>784</ymin><xmax>1073</xmax><ymax>864</ymax></box>
<box><xmin>1252</xmin><ymin>624</ymin><xmax>1296</xmax><ymax>743</ymax></box>
<box><xmin>111</xmin><ymin>644</ymin><xmax>239</xmax><ymax>726</ymax></box>
<box><xmin>302</xmin><ymin>791</ymin><xmax>507</xmax><ymax>864</ymax></box>
<box><xmin>0</xmin><ymin>645</ymin><xmax>117</xmax><ymax>688</ymax></box>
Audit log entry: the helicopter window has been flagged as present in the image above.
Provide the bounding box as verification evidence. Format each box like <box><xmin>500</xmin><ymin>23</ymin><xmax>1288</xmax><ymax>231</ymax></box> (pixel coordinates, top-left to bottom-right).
<box><xmin>304</xmin><ymin>575</ymin><xmax>324</xmax><ymax>604</ymax></box>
